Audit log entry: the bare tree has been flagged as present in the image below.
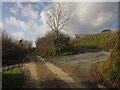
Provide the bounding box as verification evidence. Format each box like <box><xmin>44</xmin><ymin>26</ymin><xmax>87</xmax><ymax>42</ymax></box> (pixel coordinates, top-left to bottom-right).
<box><xmin>45</xmin><ymin>2</ymin><xmax>71</xmax><ymax>54</ymax></box>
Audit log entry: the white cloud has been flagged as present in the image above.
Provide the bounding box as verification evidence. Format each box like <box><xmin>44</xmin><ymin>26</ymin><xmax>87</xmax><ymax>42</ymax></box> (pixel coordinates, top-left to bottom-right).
<box><xmin>6</xmin><ymin>16</ymin><xmax>29</xmax><ymax>30</ymax></box>
<box><xmin>27</xmin><ymin>20</ymin><xmax>48</xmax><ymax>35</ymax></box>
<box><xmin>10</xmin><ymin>2</ymin><xmax>39</xmax><ymax>19</ymax></box>
<box><xmin>0</xmin><ymin>22</ymin><xmax>2</xmax><ymax>30</ymax></box>
<box><xmin>35</xmin><ymin>2</ymin><xmax>45</xmax><ymax>8</ymax></box>
<box><xmin>7</xmin><ymin>2</ymin><xmax>51</xmax><ymax>37</ymax></box>
<box><xmin>92</xmin><ymin>12</ymin><xmax>114</xmax><ymax>27</ymax></box>
<box><xmin>40</xmin><ymin>10</ymin><xmax>48</xmax><ymax>24</ymax></box>
<box><xmin>74</xmin><ymin>2</ymin><xmax>117</xmax><ymax>26</ymax></box>
<box><xmin>2</xmin><ymin>0</ymin><xmax>120</xmax><ymax>2</ymax></box>
<box><xmin>22</xmin><ymin>4</ymin><xmax>38</xmax><ymax>19</ymax></box>
<box><xmin>10</xmin><ymin>8</ymin><xmax>18</xmax><ymax>15</ymax></box>
<box><xmin>11</xmin><ymin>32</ymin><xmax>24</xmax><ymax>40</ymax></box>
<box><xmin>9</xmin><ymin>2</ymin><xmax>22</xmax><ymax>15</ymax></box>
<box><xmin>66</xmin><ymin>2</ymin><xmax>118</xmax><ymax>35</ymax></box>
<box><xmin>17</xmin><ymin>2</ymin><xmax>23</xmax><ymax>8</ymax></box>
<box><xmin>0</xmin><ymin>22</ymin><xmax>3</xmax><ymax>38</ymax></box>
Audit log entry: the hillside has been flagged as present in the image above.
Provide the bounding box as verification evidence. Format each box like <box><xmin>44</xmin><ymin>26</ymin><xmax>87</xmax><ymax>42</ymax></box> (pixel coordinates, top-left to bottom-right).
<box><xmin>70</xmin><ymin>30</ymin><xmax>120</xmax><ymax>83</ymax></box>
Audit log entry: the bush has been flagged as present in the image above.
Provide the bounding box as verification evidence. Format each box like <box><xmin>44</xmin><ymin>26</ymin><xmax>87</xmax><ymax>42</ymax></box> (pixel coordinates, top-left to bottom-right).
<box><xmin>36</xmin><ymin>31</ymin><xmax>55</xmax><ymax>56</ymax></box>
<box><xmin>2</xmin><ymin>31</ymin><xmax>28</xmax><ymax>65</ymax></box>
<box><xmin>35</xmin><ymin>48</ymin><xmax>54</xmax><ymax>57</ymax></box>
<box><xmin>35</xmin><ymin>31</ymin><xmax>74</xmax><ymax>57</ymax></box>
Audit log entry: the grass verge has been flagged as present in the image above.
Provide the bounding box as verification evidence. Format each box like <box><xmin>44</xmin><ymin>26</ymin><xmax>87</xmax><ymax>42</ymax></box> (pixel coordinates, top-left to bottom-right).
<box><xmin>2</xmin><ymin>68</ymin><xmax>24</xmax><ymax>88</ymax></box>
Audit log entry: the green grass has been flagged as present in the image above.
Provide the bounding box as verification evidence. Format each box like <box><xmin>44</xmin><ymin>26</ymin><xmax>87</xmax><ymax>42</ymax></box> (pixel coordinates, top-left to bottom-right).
<box><xmin>70</xmin><ymin>32</ymin><xmax>118</xmax><ymax>51</ymax></box>
<box><xmin>35</xmin><ymin>46</ymin><xmax>76</xmax><ymax>58</ymax></box>
<box><xmin>35</xmin><ymin>49</ymin><xmax>54</xmax><ymax>57</ymax></box>
<box><xmin>2</xmin><ymin>69</ymin><xmax>24</xmax><ymax>88</ymax></box>
<box><xmin>96</xmin><ymin>60</ymin><xmax>105</xmax><ymax>70</ymax></box>
<box><xmin>103</xmin><ymin>47</ymin><xmax>120</xmax><ymax>83</ymax></box>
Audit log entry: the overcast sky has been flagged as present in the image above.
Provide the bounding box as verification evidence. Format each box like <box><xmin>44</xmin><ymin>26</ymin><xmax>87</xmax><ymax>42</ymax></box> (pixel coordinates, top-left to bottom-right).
<box><xmin>1</xmin><ymin>1</ymin><xmax>118</xmax><ymax>47</ymax></box>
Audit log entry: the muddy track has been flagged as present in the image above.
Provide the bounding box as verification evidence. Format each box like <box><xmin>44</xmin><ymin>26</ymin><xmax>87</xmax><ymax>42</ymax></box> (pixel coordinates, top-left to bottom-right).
<box><xmin>22</xmin><ymin>51</ymin><xmax>110</xmax><ymax>88</ymax></box>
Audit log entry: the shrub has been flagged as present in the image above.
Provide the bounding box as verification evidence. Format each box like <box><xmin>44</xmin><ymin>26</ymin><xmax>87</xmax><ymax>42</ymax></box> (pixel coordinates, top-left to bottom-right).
<box><xmin>2</xmin><ymin>31</ymin><xmax>28</xmax><ymax>65</ymax></box>
<box><xmin>35</xmin><ymin>31</ymin><xmax>74</xmax><ymax>57</ymax></box>
<box><xmin>36</xmin><ymin>31</ymin><xmax>55</xmax><ymax>56</ymax></box>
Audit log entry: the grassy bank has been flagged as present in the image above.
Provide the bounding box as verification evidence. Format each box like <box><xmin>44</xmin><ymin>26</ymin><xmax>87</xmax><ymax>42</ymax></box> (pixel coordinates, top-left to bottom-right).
<box><xmin>70</xmin><ymin>31</ymin><xmax>120</xmax><ymax>83</ymax></box>
<box><xmin>2</xmin><ymin>69</ymin><xmax>24</xmax><ymax>88</ymax></box>
<box><xmin>99</xmin><ymin>45</ymin><xmax>120</xmax><ymax>83</ymax></box>
<box><xmin>70</xmin><ymin>31</ymin><xmax>118</xmax><ymax>51</ymax></box>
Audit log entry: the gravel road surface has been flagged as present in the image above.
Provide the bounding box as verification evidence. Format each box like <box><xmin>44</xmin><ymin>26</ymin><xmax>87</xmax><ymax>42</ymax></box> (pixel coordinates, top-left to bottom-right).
<box><xmin>22</xmin><ymin>50</ymin><xmax>110</xmax><ymax>88</ymax></box>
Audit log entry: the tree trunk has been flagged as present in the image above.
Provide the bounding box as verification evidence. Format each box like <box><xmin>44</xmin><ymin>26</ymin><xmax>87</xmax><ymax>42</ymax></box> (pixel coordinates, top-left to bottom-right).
<box><xmin>54</xmin><ymin>30</ymin><xmax>60</xmax><ymax>55</ymax></box>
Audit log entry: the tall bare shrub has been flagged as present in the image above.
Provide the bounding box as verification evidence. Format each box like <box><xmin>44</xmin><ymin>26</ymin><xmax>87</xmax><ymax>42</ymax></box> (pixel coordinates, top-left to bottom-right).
<box><xmin>2</xmin><ymin>31</ymin><xmax>27</xmax><ymax>65</ymax></box>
